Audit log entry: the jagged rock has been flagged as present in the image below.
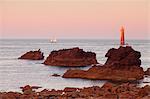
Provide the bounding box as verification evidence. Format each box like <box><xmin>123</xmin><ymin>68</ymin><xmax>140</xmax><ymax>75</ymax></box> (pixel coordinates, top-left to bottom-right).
<box><xmin>105</xmin><ymin>46</ymin><xmax>141</xmax><ymax>66</ymax></box>
<box><xmin>63</xmin><ymin>46</ymin><xmax>144</xmax><ymax>81</ymax></box>
<box><xmin>1</xmin><ymin>83</ymin><xmax>149</xmax><ymax>99</ymax></box>
<box><xmin>145</xmin><ymin>68</ymin><xmax>150</xmax><ymax>76</ymax></box>
<box><xmin>43</xmin><ymin>47</ymin><xmax>98</xmax><ymax>66</ymax></box>
<box><xmin>18</xmin><ymin>49</ymin><xmax>44</xmax><ymax>60</ymax></box>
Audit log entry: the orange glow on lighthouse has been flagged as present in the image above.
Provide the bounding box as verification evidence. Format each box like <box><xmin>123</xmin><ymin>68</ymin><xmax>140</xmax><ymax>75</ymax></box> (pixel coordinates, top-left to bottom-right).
<box><xmin>120</xmin><ymin>26</ymin><xmax>125</xmax><ymax>46</ymax></box>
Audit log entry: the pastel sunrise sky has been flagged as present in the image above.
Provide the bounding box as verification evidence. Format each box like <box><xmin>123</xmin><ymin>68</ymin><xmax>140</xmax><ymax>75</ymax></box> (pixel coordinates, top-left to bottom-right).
<box><xmin>0</xmin><ymin>0</ymin><xmax>150</xmax><ymax>39</ymax></box>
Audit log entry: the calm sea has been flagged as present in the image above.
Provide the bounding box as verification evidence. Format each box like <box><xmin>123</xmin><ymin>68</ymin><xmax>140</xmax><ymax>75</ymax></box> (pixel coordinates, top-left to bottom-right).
<box><xmin>0</xmin><ymin>39</ymin><xmax>150</xmax><ymax>91</ymax></box>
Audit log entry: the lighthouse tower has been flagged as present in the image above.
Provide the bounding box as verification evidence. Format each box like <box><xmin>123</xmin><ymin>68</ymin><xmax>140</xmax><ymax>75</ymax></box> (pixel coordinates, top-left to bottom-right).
<box><xmin>120</xmin><ymin>26</ymin><xmax>125</xmax><ymax>46</ymax></box>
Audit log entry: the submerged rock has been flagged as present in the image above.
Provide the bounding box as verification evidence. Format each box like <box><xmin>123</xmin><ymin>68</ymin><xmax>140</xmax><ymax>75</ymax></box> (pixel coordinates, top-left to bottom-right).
<box><xmin>51</xmin><ymin>73</ymin><xmax>61</xmax><ymax>77</ymax></box>
<box><xmin>63</xmin><ymin>46</ymin><xmax>144</xmax><ymax>81</ymax></box>
<box><xmin>43</xmin><ymin>47</ymin><xmax>98</xmax><ymax>66</ymax></box>
<box><xmin>18</xmin><ymin>49</ymin><xmax>44</xmax><ymax>60</ymax></box>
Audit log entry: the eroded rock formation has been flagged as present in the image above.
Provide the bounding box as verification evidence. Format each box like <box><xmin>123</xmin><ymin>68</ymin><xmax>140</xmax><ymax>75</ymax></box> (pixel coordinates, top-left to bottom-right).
<box><xmin>43</xmin><ymin>47</ymin><xmax>98</xmax><ymax>66</ymax></box>
<box><xmin>105</xmin><ymin>46</ymin><xmax>141</xmax><ymax>66</ymax></box>
<box><xmin>18</xmin><ymin>49</ymin><xmax>44</xmax><ymax>60</ymax></box>
<box><xmin>63</xmin><ymin>46</ymin><xmax>144</xmax><ymax>81</ymax></box>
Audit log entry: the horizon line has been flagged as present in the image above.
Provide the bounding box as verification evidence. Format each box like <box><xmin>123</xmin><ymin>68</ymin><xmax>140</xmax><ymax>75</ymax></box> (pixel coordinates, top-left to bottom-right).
<box><xmin>0</xmin><ymin>38</ymin><xmax>149</xmax><ymax>40</ymax></box>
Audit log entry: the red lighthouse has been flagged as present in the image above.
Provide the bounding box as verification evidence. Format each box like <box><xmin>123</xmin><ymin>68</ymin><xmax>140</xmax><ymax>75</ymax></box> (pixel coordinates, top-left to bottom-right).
<box><xmin>120</xmin><ymin>26</ymin><xmax>125</xmax><ymax>46</ymax></box>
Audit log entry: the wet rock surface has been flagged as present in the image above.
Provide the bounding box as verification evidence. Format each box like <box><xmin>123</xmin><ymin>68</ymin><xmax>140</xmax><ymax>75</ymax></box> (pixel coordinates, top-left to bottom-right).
<box><xmin>18</xmin><ymin>49</ymin><xmax>44</xmax><ymax>60</ymax></box>
<box><xmin>63</xmin><ymin>46</ymin><xmax>144</xmax><ymax>81</ymax></box>
<box><xmin>43</xmin><ymin>47</ymin><xmax>98</xmax><ymax>66</ymax></box>
<box><xmin>0</xmin><ymin>83</ymin><xmax>149</xmax><ymax>99</ymax></box>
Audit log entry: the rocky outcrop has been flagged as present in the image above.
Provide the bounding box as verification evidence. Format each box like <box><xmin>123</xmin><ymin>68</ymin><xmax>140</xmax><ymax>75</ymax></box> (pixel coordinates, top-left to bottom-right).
<box><xmin>43</xmin><ymin>47</ymin><xmax>98</xmax><ymax>66</ymax></box>
<box><xmin>105</xmin><ymin>46</ymin><xmax>141</xmax><ymax>66</ymax></box>
<box><xmin>63</xmin><ymin>46</ymin><xmax>144</xmax><ymax>81</ymax></box>
<box><xmin>0</xmin><ymin>83</ymin><xmax>150</xmax><ymax>99</ymax></box>
<box><xmin>145</xmin><ymin>68</ymin><xmax>150</xmax><ymax>76</ymax></box>
<box><xmin>18</xmin><ymin>49</ymin><xmax>44</xmax><ymax>60</ymax></box>
<box><xmin>63</xmin><ymin>65</ymin><xmax>144</xmax><ymax>81</ymax></box>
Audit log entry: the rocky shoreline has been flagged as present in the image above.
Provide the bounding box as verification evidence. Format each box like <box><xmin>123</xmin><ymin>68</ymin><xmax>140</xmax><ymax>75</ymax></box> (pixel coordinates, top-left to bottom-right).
<box><xmin>14</xmin><ymin>46</ymin><xmax>150</xmax><ymax>99</ymax></box>
<box><xmin>0</xmin><ymin>82</ymin><xmax>150</xmax><ymax>99</ymax></box>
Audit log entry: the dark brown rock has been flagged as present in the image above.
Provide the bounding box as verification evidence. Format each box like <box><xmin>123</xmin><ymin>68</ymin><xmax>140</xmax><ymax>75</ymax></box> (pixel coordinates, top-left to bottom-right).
<box><xmin>0</xmin><ymin>92</ymin><xmax>22</xmax><ymax>99</ymax></box>
<box><xmin>63</xmin><ymin>46</ymin><xmax>144</xmax><ymax>81</ymax></box>
<box><xmin>18</xmin><ymin>49</ymin><xmax>44</xmax><ymax>60</ymax></box>
<box><xmin>64</xmin><ymin>87</ymin><xmax>78</xmax><ymax>92</ymax></box>
<box><xmin>145</xmin><ymin>68</ymin><xmax>150</xmax><ymax>76</ymax></box>
<box><xmin>63</xmin><ymin>65</ymin><xmax>144</xmax><ymax>81</ymax></box>
<box><xmin>101</xmin><ymin>82</ymin><xmax>116</xmax><ymax>92</ymax></box>
<box><xmin>118</xmin><ymin>91</ymin><xmax>137</xmax><ymax>99</ymax></box>
<box><xmin>51</xmin><ymin>73</ymin><xmax>61</xmax><ymax>77</ymax></box>
<box><xmin>138</xmin><ymin>85</ymin><xmax>150</xmax><ymax>97</ymax></box>
<box><xmin>103</xmin><ymin>93</ymin><xmax>118</xmax><ymax>99</ymax></box>
<box><xmin>0</xmin><ymin>83</ymin><xmax>150</xmax><ymax>99</ymax></box>
<box><xmin>43</xmin><ymin>47</ymin><xmax>98</xmax><ymax>66</ymax></box>
<box><xmin>105</xmin><ymin>46</ymin><xmax>141</xmax><ymax>66</ymax></box>
<box><xmin>20</xmin><ymin>85</ymin><xmax>42</xmax><ymax>93</ymax></box>
<box><xmin>20</xmin><ymin>85</ymin><xmax>32</xmax><ymax>93</ymax></box>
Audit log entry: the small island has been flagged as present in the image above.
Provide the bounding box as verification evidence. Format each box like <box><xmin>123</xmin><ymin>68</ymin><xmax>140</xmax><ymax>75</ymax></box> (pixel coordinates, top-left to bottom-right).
<box><xmin>18</xmin><ymin>49</ymin><xmax>44</xmax><ymax>60</ymax></box>
<box><xmin>43</xmin><ymin>47</ymin><xmax>98</xmax><ymax>66</ymax></box>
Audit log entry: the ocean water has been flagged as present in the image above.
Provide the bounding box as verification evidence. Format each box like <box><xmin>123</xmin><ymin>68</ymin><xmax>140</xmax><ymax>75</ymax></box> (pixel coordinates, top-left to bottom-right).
<box><xmin>0</xmin><ymin>39</ymin><xmax>150</xmax><ymax>92</ymax></box>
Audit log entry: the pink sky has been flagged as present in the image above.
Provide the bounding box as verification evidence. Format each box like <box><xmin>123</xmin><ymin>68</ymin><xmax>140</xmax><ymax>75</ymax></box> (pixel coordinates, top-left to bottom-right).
<box><xmin>0</xmin><ymin>0</ymin><xmax>150</xmax><ymax>39</ymax></box>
